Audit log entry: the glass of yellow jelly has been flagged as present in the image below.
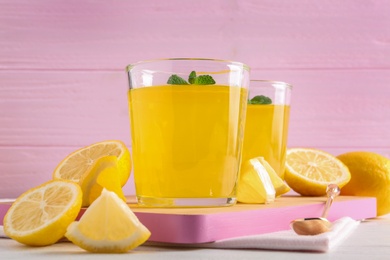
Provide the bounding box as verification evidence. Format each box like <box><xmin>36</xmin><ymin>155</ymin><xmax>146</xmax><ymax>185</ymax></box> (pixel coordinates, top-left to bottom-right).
<box><xmin>126</xmin><ymin>58</ymin><xmax>250</xmax><ymax>207</ymax></box>
<box><xmin>242</xmin><ymin>80</ymin><xmax>292</xmax><ymax>179</ymax></box>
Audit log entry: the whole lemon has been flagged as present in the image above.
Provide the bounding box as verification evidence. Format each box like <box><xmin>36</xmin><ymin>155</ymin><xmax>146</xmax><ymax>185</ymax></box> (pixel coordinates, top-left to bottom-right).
<box><xmin>337</xmin><ymin>151</ymin><xmax>390</xmax><ymax>216</ymax></box>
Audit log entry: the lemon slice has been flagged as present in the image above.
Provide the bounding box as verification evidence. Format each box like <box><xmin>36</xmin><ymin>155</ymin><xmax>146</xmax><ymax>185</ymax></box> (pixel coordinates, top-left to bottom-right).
<box><xmin>3</xmin><ymin>180</ymin><xmax>82</xmax><ymax>246</ymax></box>
<box><xmin>237</xmin><ymin>158</ymin><xmax>276</xmax><ymax>203</ymax></box>
<box><xmin>79</xmin><ymin>156</ymin><xmax>126</xmax><ymax>207</ymax></box>
<box><xmin>52</xmin><ymin>140</ymin><xmax>131</xmax><ymax>187</ymax></box>
<box><xmin>65</xmin><ymin>189</ymin><xmax>151</xmax><ymax>253</ymax></box>
<box><xmin>285</xmin><ymin>148</ymin><xmax>351</xmax><ymax>196</ymax></box>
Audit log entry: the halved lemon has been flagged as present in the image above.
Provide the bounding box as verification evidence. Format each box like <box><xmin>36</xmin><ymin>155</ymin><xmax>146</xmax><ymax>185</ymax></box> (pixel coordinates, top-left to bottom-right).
<box><xmin>52</xmin><ymin>140</ymin><xmax>131</xmax><ymax>187</ymax></box>
<box><xmin>285</xmin><ymin>148</ymin><xmax>351</xmax><ymax>196</ymax></box>
<box><xmin>65</xmin><ymin>189</ymin><xmax>151</xmax><ymax>253</ymax></box>
<box><xmin>3</xmin><ymin>180</ymin><xmax>82</xmax><ymax>246</ymax></box>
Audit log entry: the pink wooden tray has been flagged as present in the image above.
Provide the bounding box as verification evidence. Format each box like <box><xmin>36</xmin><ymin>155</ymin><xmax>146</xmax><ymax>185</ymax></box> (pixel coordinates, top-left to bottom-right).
<box><xmin>0</xmin><ymin>196</ymin><xmax>376</xmax><ymax>244</ymax></box>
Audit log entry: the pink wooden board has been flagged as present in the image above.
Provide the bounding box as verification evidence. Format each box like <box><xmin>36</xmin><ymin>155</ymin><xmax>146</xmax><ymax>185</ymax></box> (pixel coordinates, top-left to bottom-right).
<box><xmin>0</xmin><ymin>196</ymin><xmax>376</xmax><ymax>244</ymax></box>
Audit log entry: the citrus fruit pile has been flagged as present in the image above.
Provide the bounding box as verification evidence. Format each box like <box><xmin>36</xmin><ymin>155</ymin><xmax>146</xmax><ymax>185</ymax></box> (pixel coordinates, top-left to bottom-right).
<box><xmin>3</xmin><ymin>140</ymin><xmax>151</xmax><ymax>253</ymax></box>
<box><xmin>284</xmin><ymin>148</ymin><xmax>390</xmax><ymax>216</ymax></box>
<box><xmin>239</xmin><ymin>147</ymin><xmax>390</xmax><ymax>217</ymax></box>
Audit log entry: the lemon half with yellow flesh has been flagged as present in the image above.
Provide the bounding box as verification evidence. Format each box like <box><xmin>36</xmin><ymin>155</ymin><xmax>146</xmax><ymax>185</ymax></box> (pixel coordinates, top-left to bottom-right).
<box><xmin>3</xmin><ymin>180</ymin><xmax>82</xmax><ymax>246</ymax></box>
<box><xmin>285</xmin><ymin>148</ymin><xmax>351</xmax><ymax>196</ymax></box>
<box><xmin>52</xmin><ymin>140</ymin><xmax>131</xmax><ymax>186</ymax></box>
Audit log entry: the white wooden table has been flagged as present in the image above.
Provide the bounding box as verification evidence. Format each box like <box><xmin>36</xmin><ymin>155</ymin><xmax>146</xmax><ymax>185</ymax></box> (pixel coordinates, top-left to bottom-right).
<box><xmin>1</xmin><ymin>215</ymin><xmax>389</xmax><ymax>260</ymax></box>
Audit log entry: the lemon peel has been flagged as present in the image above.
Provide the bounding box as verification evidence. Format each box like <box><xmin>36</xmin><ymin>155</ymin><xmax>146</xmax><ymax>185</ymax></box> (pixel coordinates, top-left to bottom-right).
<box><xmin>338</xmin><ymin>151</ymin><xmax>390</xmax><ymax>216</ymax></box>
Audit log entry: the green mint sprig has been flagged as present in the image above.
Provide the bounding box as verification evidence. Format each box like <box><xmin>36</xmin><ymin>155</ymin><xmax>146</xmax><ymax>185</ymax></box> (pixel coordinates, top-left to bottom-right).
<box><xmin>248</xmin><ymin>95</ymin><xmax>272</xmax><ymax>104</ymax></box>
<box><xmin>193</xmin><ymin>75</ymin><xmax>216</xmax><ymax>85</ymax></box>
<box><xmin>167</xmin><ymin>71</ymin><xmax>216</xmax><ymax>85</ymax></box>
<box><xmin>167</xmin><ymin>75</ymin><xmax>188</xmax><ymax>85</ymax></box>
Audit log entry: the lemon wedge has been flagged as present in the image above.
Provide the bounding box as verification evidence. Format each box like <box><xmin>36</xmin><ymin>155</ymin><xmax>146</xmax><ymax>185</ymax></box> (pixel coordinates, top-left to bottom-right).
<box><xmin>52</xmin><ymin>140</ymin><xmax>131</xmax><ymax>187</ymax></box>
<box><xmin>285</xmin><ymin>148</ymin><xmax>351</xmax><ymax>196</ymax></box>
<box><xmin>65</xmin><ymin>189</ymin><xmax>151</xmax><ymax>253</ymax></box>
<box><xmin>3</xmin><ymin>180</ymin><xmax>82</xmax><ymax>246</ymax></box>
<box><xmin>255</xmin><ymin>157</ymin><xmax>290</xmax><ymax>197</ymax></box>
<box><xmin>237</xmin><ymin>158</ymin><xmax>276</xmax><ymax>203</ymax></box>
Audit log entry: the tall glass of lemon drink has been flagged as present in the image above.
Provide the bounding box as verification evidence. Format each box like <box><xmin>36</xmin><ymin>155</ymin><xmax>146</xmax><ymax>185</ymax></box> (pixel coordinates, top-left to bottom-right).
<box><xmin>127</xmin><ymin>58</ymin><xmax>250</xmax><ymax>207</ymax></box>
<box><xmin>242</xmin><ymin>80</ymin><xmax>292</xmax><ymax>179</ymax></box>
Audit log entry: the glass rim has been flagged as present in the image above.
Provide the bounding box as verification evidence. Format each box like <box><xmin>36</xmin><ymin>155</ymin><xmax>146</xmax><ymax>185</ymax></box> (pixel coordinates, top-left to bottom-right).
<box><xmin>126</xmin><ymin>58</ymin><xmax>250</xmax><ymax>72</ymax></box>
<box><xmin>250</xmin><ymin>79</ymin><xmax>293</xmax><ymax>90</ymax></box>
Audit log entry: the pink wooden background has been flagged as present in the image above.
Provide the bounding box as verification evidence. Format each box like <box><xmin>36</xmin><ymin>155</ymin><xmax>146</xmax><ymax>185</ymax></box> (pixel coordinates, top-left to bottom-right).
<box><xmin>1</xmin><ymin>0</ymin><xmax>389</xmax><ymax>198</ymax></box>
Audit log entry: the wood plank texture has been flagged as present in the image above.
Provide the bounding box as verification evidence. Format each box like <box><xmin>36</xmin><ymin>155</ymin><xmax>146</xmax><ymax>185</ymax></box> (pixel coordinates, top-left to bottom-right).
<box><xmin>0</xmin><ymin>147</ymin><xmax>136</xmax><ymax>198</ymax></box>
<box><xmin>0</xmin><ymin>0</ymin><xmax>389</xmax><ymax>198</ymax></box>
<box><xmin>0</xmin><ymin>0</ymin><xmax>389</xmax><ymax>70</ymax></box>
<box><xmin>0</xmin><ymin>71</ymin><xmax>130</xmax><ymax>147</ymax></box>
<box><xmin>1</xmin><ymin>70</ymin><xmax>388</xmax><ymax>148</ymax></box>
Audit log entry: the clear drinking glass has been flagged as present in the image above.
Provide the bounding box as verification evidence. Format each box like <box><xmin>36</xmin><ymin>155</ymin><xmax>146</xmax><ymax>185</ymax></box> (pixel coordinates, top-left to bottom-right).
<box><xmin>242</xmin><ymin>80</ymin><xmax>292</xmax><ymax>179</ymax></box>
<box><xmin>127</xmin><ymin>58</ymin><xmax>250</xmax><ymax>207</ymax></box>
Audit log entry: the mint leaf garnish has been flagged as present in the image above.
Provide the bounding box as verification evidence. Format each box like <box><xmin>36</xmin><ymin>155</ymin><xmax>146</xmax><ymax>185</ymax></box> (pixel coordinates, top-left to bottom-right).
<box><xmin>188</xmin><ymin>71</ymin><xmax>197</xmax><ymax>84</ymax></box>
<box><xmin>167</xmin><ymin>75</ymin><xmax>189</xmax><ymax>85</ymax></box>
<box><xmin>194</xmin><ymin>75</ymin><xmax>216</xmax><ymax>85</ymax></box>
<box><xmin>167</xmin><ymin>71</ymin><xmax>216</xmax><ymax>85</ymax></box>
<box><xmin>249</xmin><ymin>95</ymin><xmax>272</xmax><ymax>104</ymax></box>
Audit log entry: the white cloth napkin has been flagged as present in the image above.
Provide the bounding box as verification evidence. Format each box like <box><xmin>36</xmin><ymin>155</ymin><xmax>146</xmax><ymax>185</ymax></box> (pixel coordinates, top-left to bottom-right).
<box><xmin>146</xmin><ymin>217</ymin><xmax>359</xmax><ymax>252</ymax></box>
<box><xmin>0</xmin><ymin>226</ymin><xmax>5</xmax><ymax>238</ymax></box>
<box><xmin>0</xmin><ymin>217</ymin><xmax>359</xmax><ymax>252</ymax></box>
